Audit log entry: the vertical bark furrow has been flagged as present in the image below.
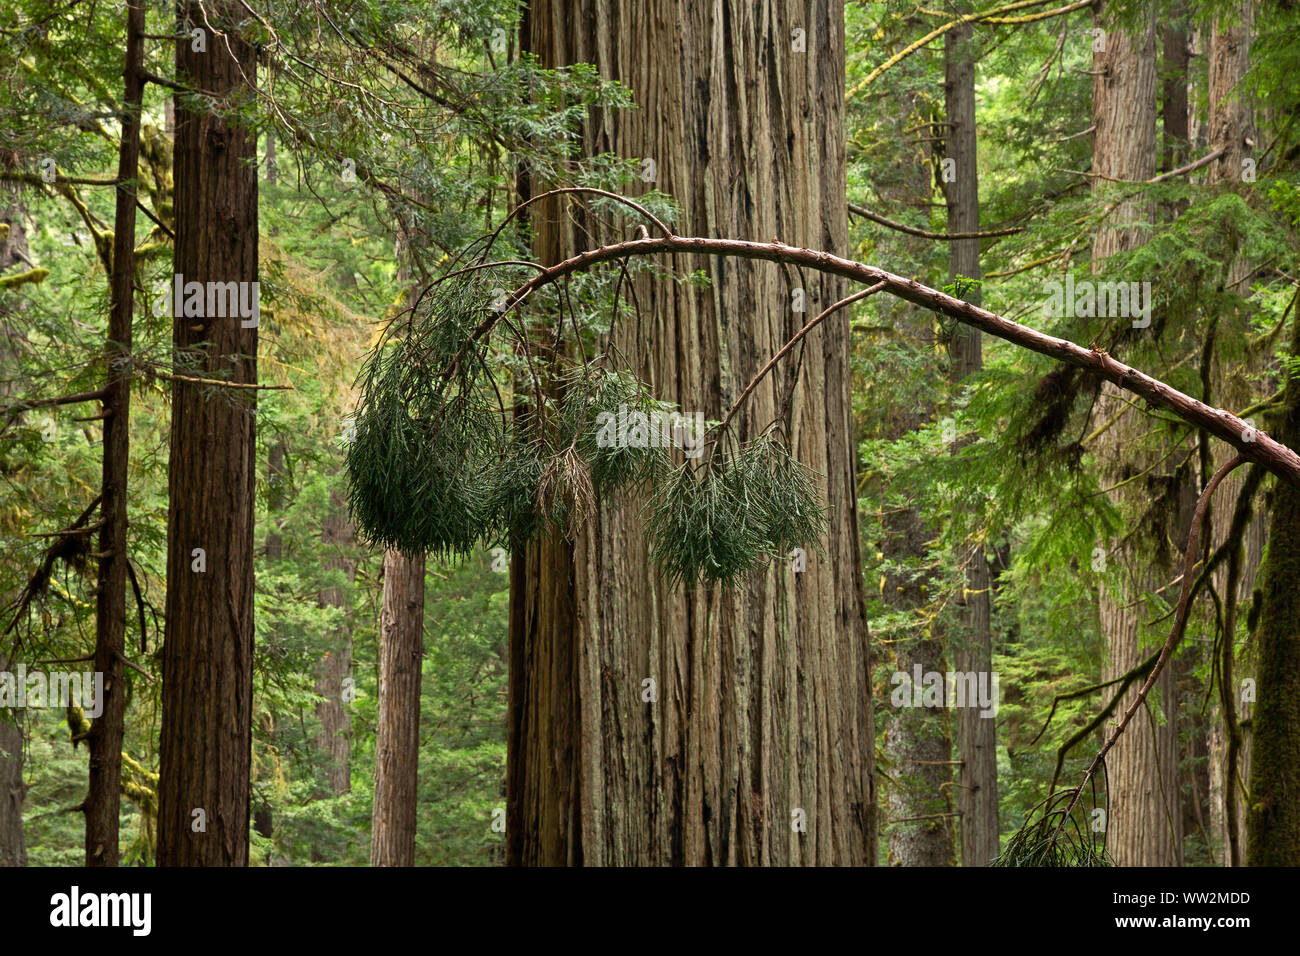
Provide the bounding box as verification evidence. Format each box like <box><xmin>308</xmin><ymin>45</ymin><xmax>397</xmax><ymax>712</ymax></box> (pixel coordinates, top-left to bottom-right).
<box><xmin>157</xmin><ymin>0</ymin><xmax>258</xmax><ymax>866</ymax></box>
<box><xmin>509</xmin><ymin>0</ymin><xmax>873</xmax><ymax>866</ymax></box>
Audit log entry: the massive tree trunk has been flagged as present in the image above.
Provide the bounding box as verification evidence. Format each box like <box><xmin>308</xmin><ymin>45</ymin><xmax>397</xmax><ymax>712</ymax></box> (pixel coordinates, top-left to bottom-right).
<box><xmin>1090</xmin><ymin>4</ymin><xmax>1181</xmax><ymax>867</ymax></box>
<box><xmin>944</xmin><ymin>16</ymin><xmax>998</xmax><ymax>868</ymax></box>
<box><xmin>509</xmin><ymin>0</ymin><xmax>874</xmax><ymax>866</ymax></box>
<box><xmin>156</xmin><ymin>0</ymin><xmax>259</xmax><ymax>866</ymax></box>
<box><xmin>370</xmin><ymin>549</ymin><xmax>425</xmax><ymax>866</ymax></box>
<box><xmin>85</xmin><ymin>0</ymin><xmax>144</xmax><ymax>867</ymax></box>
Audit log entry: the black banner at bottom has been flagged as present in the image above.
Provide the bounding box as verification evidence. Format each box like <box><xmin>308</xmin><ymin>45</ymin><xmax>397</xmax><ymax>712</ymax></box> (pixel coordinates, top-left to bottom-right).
<box><xmin>0</xmin><ymin>864</ymin><xmax>1277</xmax><ymax>943</ymax></box>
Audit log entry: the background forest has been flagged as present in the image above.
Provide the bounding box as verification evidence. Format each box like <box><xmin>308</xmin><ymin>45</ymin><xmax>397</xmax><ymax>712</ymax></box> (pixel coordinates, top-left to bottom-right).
<box><xmin>0</xmin><ymin>0</ymin><xmax>1296</xmax><ymax>868</ymax></box>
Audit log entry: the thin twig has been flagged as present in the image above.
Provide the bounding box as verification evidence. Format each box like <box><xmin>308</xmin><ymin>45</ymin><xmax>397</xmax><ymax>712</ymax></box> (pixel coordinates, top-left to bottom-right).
<box><xmin>713</xmin><ymin>282</ymin><xmax>887</xmax><ymax>443</ymax></box>
<box><xmin>849</xmin><ymin>204</ymin><xmax>1022</xmax><ymax>240</ymax></box>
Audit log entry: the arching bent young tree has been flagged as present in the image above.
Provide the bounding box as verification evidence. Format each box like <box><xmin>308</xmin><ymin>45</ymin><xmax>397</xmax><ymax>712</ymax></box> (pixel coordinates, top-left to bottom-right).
<box><xmin>344</xmin><ymin>189</ymin><xmax>1300</xmax><ymax>865</ymax></box>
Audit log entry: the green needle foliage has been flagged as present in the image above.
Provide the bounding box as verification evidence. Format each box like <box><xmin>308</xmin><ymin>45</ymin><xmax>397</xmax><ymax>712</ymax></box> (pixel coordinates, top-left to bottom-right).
<box><xmin>345</xmin><ymin>275</ymin><xmax>504</xmax><ymax>558</ymax></box>
<box><xmin>649</xmin><ymin>436</ymin><xmax>826</xmax><ymax>587</ymax></box>
<box><xmin>566</xmin><ymin>367</ymin><xmax>674</xmax><ymax>492</ymax></box>
<box><xmin>992</xmin><ymin>790</ymin><xmax>1110</xmax><ymax>867</ymax></box>
<box><xmin>483</xmin><ymin>426</ymin><xmax>548</xmax><ymax>547</ymax></box>
<box><xmin>345</xmin><ymin>272</ymin><xmax>827</xmax><ymax>585</ymax></box>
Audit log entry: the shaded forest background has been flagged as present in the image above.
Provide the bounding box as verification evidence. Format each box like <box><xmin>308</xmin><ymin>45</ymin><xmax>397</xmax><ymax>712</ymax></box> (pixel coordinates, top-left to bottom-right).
<box><xmin>1</xmin><ymin>0</ymin><xmax>1298</xmax><ymax>866</ymax></box>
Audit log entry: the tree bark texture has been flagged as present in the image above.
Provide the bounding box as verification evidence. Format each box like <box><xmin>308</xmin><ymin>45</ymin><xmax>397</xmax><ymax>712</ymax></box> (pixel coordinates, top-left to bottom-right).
<box><xmin>944</xmin><ymin>16</ymin><xmax>998</xmax><ymax>868</ymax></box>
<box><xmin>314</xmin><ymin>490</ymin><xmax>355</xmax><ymax>796</ymax></box>
<box><xmin>1246</xmin><ymin>311</ymin><xmax>1300</xmax><ymax>865</ymax></box>
<box><xmin>370</xmin><ymin>549</ymin><xmax>426</xmax><ymax>867</ymax></box>
<box><xmin>0</xmin><ymin>688</ymin><xmax>23</xmax><ymax>867</ymax></box>
<box><xmin>509</xmin><ymin>0</ymin><xmax>875</xmax><ymax>866</ymax></box>
<box><xmin>85</xmin><ymin>0</ymin><xmax>144</xmax><ymax>868</ymax></box>
<box><xmin>157</xmin><ymin>0</ymin><xmax>258</xmax><ymax>866</ymax></box>
<box><xmin>0</xmin><ymin>156</ymin><xmax>30</xmax><ymax>869</ymax></box>
<box><xmin>1205</xmin><ymin>0</ymin><xmax>1259</xmax><ymax>867</ymax></box>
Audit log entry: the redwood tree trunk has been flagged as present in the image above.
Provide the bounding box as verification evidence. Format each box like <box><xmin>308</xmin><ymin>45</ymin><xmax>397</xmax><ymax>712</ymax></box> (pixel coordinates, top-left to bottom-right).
<box><xmin>509</xmin><ymin>0</ymin><xmax>874</xmax><ymax>866</ymax></box>
<box><xmin>1160</xmin><ymin>13</ymin><xmax>1189</xmax><ymax>176</ymax></box>
<box><xmin>156</xmin><ymin>0</ymin><xmax>258</xmax><ymax>866</ymax></box>
<box><xmin>1246</xmin><ymin>307</ymin><xmax>1300</xmax><ymax>866</ymax></box>
<box><xmin>1205</xmin><ymin>0</ymin><xmax>1258</xmax><ymax>868</ymax></box>
<box><xmin>0</xmin><ymin>701</ymin><xmax>22</xmax><ymax>867</ymax></box>
<box><xmin>370</xmin><ymin>549</ymin><xmax>425</xmax><ymax>866</ymax></box>
<box><xmin>0</xmin><ymin>160</ymin><xmax>29</xmax><ymax>870</ymax></box>
<box><xmin>944</xmin><ymin>16</ymin><xmax>998</xmax><ymax>868</ymax></box>
<box><xmin>314</xmin><ymin>491</ymin><xmax>355</xmax><ymax>796</ymax></box>
<box><xmin>85</xmin><ymin>0</ymin><xmax>144</xmax><ymax>868</ymax></box>
<box><xmin>1090</xmin><ymin>3</ymin><xmax>1181</xmax><ymax>867</ymax></box>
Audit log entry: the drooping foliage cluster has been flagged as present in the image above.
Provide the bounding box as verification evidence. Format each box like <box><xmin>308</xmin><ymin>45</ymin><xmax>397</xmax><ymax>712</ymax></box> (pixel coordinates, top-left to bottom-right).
<box><xmin>344</xmin><ymin>263</ymin><xmax>826</xmax><ymax>585</ymax></box>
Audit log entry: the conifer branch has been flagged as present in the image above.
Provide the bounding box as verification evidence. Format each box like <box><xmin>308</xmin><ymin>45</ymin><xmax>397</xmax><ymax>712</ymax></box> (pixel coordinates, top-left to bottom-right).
<box><xmin>468</xmin><ymin>225</ymin><xmax>1300</xmax><ymax>487</ymax></box>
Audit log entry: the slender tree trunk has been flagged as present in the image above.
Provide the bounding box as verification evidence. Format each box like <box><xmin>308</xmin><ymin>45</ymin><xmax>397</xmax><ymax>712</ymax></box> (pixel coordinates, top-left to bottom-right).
<box><xmin>254</xmin><ymin>439</ymin><xmax>286</xmax><ymax>842</ymax></box>
<box><xmin>85</xmin><ymin>0</ymin><xmax>145</xmax><ymax>866</ymax></box>
<box><xmin>0</xmin><ymin>157</ymin><xmax>29</xmax><ymax>868</ymax></box>
<box><xmin>1159</xmin><ymin>9</ymin><xmax>1210</xmax><ymax>861</ymax></box>
<box><xmin>369</xmin><ymin>236</ymin><xmax>428</xmax><ymax>866</ymax></box>
<box><xmin>370</xmin><ymin>549</ymin><xmax>425</xmax><ymax>866</ymax></box>
<box><xmin>1091</xmin><ymin>3</ymin><xmax>1181</xmax><ymax>867</ymax></box>
<box><xmin>883</xmin><ymin>507</ymin><xmax>956</xmax><ymax>866</ymax></box>
<box><xmin>1205</xmin><ymin>0</ymin><xmax>1258</xmax><ymax>867</ymax></box>
<box><xmin>944</xmin><ymin>16</ymin><xmax>998</xmax><ymax>868</ymax></box>
<box><xmin>314</xmin><ymin>491</ymin><xmax>355</xmax><ymax>795</ymax></box>
<box><xmin>878</xmin><ymin>94</ymin><xmax>954</xmax><ymax>869</ymax></box>
<box><xmin>510</xmin><ymin>0</ymin><xmax>874</xmax><ymax>866</ymax></box>
<box><xmin>254</xmin><ymin>129</ymin><xmax>284</xmax><ymax>844</ymax></box>
<box><xmin>0</xmin><ymin>169</ymin><xmax>29</xmax><ymax>274</ymax></box>
<box><xmin>157</xmin><ymin>0</ymin><xmax>259</xmax><ymax>866</ymax></box>
<box><xmin>0</xmin><ymin>705</ymin><xmax>22</xmax><ymax>867</ymax></box>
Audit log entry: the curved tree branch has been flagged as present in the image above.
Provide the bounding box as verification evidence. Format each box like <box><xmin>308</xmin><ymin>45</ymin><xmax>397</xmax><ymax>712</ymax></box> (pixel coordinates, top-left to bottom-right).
<box><xmin>467</xmin><ymin>232</ymin><xmax>1300</xmax><ymax>486</ymax></box>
